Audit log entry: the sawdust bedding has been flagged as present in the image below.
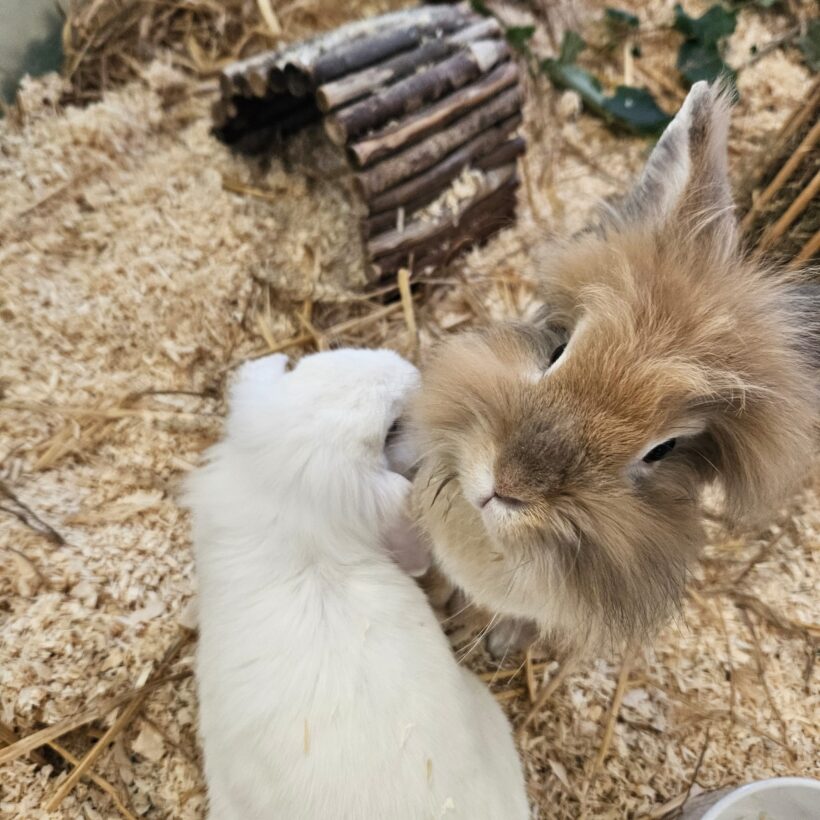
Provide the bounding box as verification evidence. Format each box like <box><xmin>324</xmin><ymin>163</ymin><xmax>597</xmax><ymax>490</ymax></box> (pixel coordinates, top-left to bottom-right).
<box><xmin>0</xmin><ymin>1</ymin><xmax>817</xmax><ymax>817</ymax></box>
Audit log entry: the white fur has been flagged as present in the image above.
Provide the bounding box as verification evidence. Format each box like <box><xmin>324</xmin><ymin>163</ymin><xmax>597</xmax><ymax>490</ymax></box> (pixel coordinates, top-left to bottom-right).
<box><xmin>187</xmin><ymin>349</ymin><xmax>529</xmax><ymax>820</ymax></box>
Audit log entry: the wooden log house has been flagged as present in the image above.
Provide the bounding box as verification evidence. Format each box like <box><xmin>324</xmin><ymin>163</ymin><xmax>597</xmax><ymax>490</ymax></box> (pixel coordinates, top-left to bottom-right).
<box><xmin>213</xmin><ymin>3</ymin><xmax>526</xmax><ymax>283</ymax></box>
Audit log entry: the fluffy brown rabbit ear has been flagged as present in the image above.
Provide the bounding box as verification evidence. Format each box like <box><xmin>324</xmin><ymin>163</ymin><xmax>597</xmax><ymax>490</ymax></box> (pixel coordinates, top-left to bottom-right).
<box><xmin>611</xmin><ymin>80</ymin><xmax>735</xmax><ymax>246</ymax></box>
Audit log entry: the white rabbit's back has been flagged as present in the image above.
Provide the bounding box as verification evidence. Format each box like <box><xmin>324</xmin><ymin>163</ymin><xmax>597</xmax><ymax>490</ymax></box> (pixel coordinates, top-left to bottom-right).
<box><xmin>195</xmin><ymin>538</ymin><xmax>528</xmax><ymax>820</ymax></box>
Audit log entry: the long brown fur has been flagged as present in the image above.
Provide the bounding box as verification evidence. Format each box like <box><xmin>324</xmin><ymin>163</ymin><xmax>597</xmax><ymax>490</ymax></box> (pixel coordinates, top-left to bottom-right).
<box><xmin>411</xmin><ymin>82</ymin><xmax>817</xmax><ymax>652</ymax></box>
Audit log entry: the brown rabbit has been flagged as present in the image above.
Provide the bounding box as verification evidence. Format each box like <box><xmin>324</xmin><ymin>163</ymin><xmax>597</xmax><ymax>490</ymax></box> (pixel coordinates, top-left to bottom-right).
<box><xmin>411</xmin><ymin>82</ymin><xmax>817</xmax><ymax>653</ymax></box>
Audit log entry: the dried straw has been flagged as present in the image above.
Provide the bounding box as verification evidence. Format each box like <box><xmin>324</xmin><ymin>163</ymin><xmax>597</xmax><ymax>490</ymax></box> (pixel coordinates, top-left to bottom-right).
<box><xmin>739</xmin><ymin>79</ymin><xmax>820</xmax><ymax>265</ymax></box>
<box><xmin>60</xmin><ymin>0</ymin><xmax>406</xmax><ymax>104</ymax></box>
<box><xmin>0</xmin><ymin>671</ymin><xmax>193</xmax><ymax>767</ymax></box>
<box><xmin>44</xmin><ymin>631</ymin><xmax>192</xmax><ymax>810</ymax></box>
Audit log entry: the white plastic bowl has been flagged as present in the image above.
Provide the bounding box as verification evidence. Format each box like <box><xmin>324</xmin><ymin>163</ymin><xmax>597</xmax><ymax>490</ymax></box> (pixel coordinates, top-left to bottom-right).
<box><xmin>699</xmin><ymin>777</ymin><xmax>820</xmax><ymax>820</ymax></box>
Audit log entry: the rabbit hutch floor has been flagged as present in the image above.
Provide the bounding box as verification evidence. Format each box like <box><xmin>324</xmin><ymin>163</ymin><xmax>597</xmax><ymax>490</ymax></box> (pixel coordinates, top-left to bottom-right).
<box><xmin>0</xmin><ymin>1</ymin><xmax>817</xmax><ymax>817</ymax></box>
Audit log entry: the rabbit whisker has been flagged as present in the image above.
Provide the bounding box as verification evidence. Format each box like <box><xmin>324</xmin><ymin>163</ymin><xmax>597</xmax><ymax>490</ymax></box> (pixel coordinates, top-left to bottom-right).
<box><xmin>441</xmin><ymin>595</ymin><xmax>478</xmax><ymax>624</ymax></box>
<box><xmin>456</xmin><ymin>611</ymin><xmax>501</xmax><ymax>664</ymax></box>
<box><xmin>431</xmin><ymin>473</ymin><xmax>457</xmax><ymax>508</ymax></box>
<box><xmin>692</xmin><ymin>448</ymin><xmax>720</xmax><ymax>474</ymax></box>
<box><xmin>456</xmin><ymin>556</ymin><xmax>529</xmax><ymax>663</ymax></box>
<box><xmin>489</xmin><ymin>651</ymin><xmax>528</xmax><ymax>686</ymax></box>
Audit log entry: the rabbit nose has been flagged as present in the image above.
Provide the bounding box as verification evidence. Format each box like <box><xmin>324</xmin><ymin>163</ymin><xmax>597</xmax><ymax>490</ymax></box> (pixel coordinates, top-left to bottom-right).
<box><xmin>480</xmin><ymin>491</ymin><xmax>525</xmax><ymax>509</ymax></box>
<box><xmin>496</xmin><ymin>426</ymin><xmax>575</xmax><ymax>498</ymax></box>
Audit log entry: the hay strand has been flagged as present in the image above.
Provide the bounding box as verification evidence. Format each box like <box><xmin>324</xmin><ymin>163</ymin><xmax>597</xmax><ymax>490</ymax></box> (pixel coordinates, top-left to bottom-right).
<box><xmin>757</xmin><ymin>168</ymin><xmax>820</xmax><ymax>252</ymax></box>
<box><xmin>397</xmin><ymin>268</ymin><xmax>418</xmax><ymax>352</ymax></box>
<box><xmin>586</xmin><ymin>642</ymin><xmax>637</xmax><ymax>783</ymax></box>
<box><xmin>0</xmin><ymin>481</ymin><xmax>66</xmax><ymax>545</ymax></box>
<box><xmin>740</xmin><ymin>119</ymin><xmax>820</xmax><ymax>235</ymax></box>
<box><xmin>0</xmin><ymin>722</ymin><xmax>48</xmax><ymax>767</ymax></box>
<box><xmin>794</xmin><ymin>227</ymin><xmax>820</xmax><ymax>265</ymax></box>
<box><xmin>0</xmin><ymin>670</ymin><xmax>193</xmax><ymax>767</ymax></box>
<box><xmin>256</xmin><ymin>0</ymin><xmax>282</xmax><ymax>36</ymax></box>
<box><xmin>519</xmin><ymin>655</ymin><xmax>578</xmax><ymax>733</ymax></box>
<box><xmin>46</xmin><ymin>739</ymin><xmax>139</xmax><ymax>820</ymax></box>
<box><xmin>525</xmin><ymin>648</ymin><xmax>538</xmax><ymax>704</ymax></box>
<box><xmin>44</xmin><ymin>631</ymin><xmax>192</xmax><ymax>811</ymax></box>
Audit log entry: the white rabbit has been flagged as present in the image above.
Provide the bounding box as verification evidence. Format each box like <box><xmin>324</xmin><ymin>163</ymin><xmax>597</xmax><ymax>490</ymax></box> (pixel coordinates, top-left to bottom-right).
<box><xmin>186</xmin><ymin>349</ymin><xmax>529</xmax><ymax>820</ymax></box>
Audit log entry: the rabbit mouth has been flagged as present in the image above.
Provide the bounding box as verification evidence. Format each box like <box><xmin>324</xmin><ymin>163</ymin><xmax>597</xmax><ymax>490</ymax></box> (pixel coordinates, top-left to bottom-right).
<box><xmin>477</xmin><ymin>491</ymin><xmax>536</xmax><ymax>539</ymax></box>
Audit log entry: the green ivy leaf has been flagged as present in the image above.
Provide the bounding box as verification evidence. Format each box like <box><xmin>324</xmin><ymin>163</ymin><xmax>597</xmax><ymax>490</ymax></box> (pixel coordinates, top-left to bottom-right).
<box><xmin>673</xmin><ymin>4</ymin><xmax>737</xmax><ymax>84</ymax></box>
<box><xmin>797</xmin><ymin>18</ymin><xmax>820</xmax><ymax>72</ymax></box>
<box><xmin>470</xmin><ymin>0</ymin><xmax>491</xmax><ymax>16</ymax></box>
<box><xmin>542</xmin><ymin>35</ymin><xmax>671</xmax><ymax>135</ymax></box>
<box><xmin>542</xmin><ymin>59</ymin><xmax>603</xmax><ymax>99</ymax></box>
<box><xmin>677</xmin><ymin>40</ymin><xmax>731</xmax><ymax>83</ymax></box>
<box><xmin>605</xmin><ymin>8</ymin><xmax>640</xmax><ymax>29</ymax></box>
<box><xmin>601</xmin><ymin>87</ymin><xmax>672</xmax><ymax>133</ymax></box>
<box><xmin>505</xmin><ymin>25</ymin><xmax>536</xmax><ymax>53</ymax></box>
<box><xmin>559</xmin><ymin>30</ymin><xmax>587</xmax><ymax>64</ymax></box>
<box><xmin>673</xmin><ymin>4</ymin><xmax>736</xmax><ymax>44</ymax></box>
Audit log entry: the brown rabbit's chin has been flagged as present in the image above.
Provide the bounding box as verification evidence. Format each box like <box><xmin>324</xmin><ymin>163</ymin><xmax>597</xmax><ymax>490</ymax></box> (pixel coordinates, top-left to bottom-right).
<box><xmin>414</xmin><ymin>462</ymin><xmax>701</xmax><ymax>650</ymax></box>
<box><xmin>417</xmin><ymin>481</ymin><xmax>566</xmax><ymax>626</ymax></box>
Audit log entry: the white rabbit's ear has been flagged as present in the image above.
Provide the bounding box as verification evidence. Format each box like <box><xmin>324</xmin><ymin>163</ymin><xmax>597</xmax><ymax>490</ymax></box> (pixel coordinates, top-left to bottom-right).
<box><xmin>226</xmin><ymin>354</ymin><xmax>290</xmax><ymax>439</ymax></box>
<box><xmin>376</xmin><ymin>471</ymin><xmax>432</xmax><ymax>577</ymax></box>
<box><xmin>235</xmin><ymin>354</ymin><xmax>289</xmax><ymax>387</ymax></box>
<box><xmin>231</xmin><ymin>354</ymin><xmax>288</xmax><ymax>401</ymax></box>
<box><xmin>616</xmin><ymin>81</ymin><xmax>735</xmax><ymax>238</ymax></box>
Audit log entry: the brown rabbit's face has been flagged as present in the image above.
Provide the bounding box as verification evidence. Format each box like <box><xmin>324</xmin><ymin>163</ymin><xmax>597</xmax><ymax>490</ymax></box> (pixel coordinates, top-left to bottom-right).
<box><xmin>412</xmin><ymin>83</ymin><xmax>817</xmax><ymax>647</ymax></box>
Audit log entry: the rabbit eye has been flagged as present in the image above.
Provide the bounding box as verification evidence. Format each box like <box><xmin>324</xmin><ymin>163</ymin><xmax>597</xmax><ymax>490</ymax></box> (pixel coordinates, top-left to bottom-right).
<box><xmin>549</xmin><ymin>343</ymin><xmax>567</xmax><ymax>366</ymax></box>
<box><xmin>643</xmin><ymin>438</ymin><xmax>677</xmax><ymax>463</ymax></box>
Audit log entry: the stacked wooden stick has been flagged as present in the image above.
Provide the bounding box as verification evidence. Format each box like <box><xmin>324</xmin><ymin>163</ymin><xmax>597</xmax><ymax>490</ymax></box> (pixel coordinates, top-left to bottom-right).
<box><xmin>739</xmin><ymin>79</ymin><xmax>819</xmax><ymax>268</ymax></box>
<box><xmin>213</xmin><ymin>2</ymin><xmax>525</xmax><ymax>281</ymax></box>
